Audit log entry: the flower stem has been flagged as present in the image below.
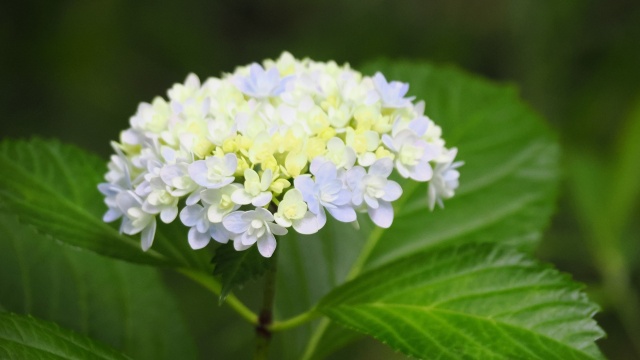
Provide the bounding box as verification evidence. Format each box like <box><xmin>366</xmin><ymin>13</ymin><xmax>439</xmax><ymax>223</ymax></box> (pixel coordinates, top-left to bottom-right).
<box><xmin>177</xmin><ymin>267</ymin><xmax>258</xmax><ymax>325</ymax></box>
<box><xmin>255</xmin><ymin>248</ymin><xmax>279</xmax><ymax>360</ymax></box>
<box><xmin>269</xmin><ymin>309</ymin><xmax>319</xmax><ymax>332</ymax></box>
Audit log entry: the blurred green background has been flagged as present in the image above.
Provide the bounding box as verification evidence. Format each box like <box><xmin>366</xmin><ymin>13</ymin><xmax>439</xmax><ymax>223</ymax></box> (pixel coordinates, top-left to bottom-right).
<box><xmin>2</xmin><ymin>1</ymin><xmax>639</xmax><ymax>359</ymax></box>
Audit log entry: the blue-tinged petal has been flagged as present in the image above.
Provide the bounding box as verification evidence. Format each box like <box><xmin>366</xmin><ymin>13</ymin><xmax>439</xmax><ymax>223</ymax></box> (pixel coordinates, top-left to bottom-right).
<box><xmin>233</xmin><ymin>236</ymin><xmax>252</xmax><ymax>251</ymax></box>
<box><xmin>160</xmin><ymin>206</ymin><xmax>178</xmax><ymax>223</ymax></box>
<box><xmin>267</xmin><ymin>222</ymin><xmax>288</xmax><ymax>236</ymax></box>
<box><xmin>292</xmin><ymin>211</ymin><xmax>323</xmax><ymax>234</ymax></box>
<box><xmin>180</xmin><ymin>205</ymin><xmax>203</xmax><ymax>227</ymax></box>
<box><xmin>188</xmin><ymin>227</ymin><xmax>211</xmax><ymax>250</ymax></box>
<box><xmin>369</xmin><ymin>158</ymin><xmax>393</xmax><ymax>177</ymax></box>
<box><xmin>188</xmin><ymin>160</ymin><xmax>209</xmax><ymax>187</ymax></box>
<box><xmin>210</xmin><ymin>223</ymin><xmax>231</xmax><ymax>244</ymax></box>
<box><xmin>327</xmin><ymin>204</ymin><xmax>357</xmax><ymax>223</ymax></box>
<box><xmin>368</xmin><ymin>200</ymin><xmax>393</xmax><ymax>228</ymax></box>
<box><xmin>141</xmin><ymin>218</ymin><xmax>157</xmax><ymax>251</ymax></box>
<box><xmin>231</xmin><ymin>189</ymin><xmax>253</xmax><ymax>205</ymax></box>
<box><xmin>223</xmin><ymin>211</ymin><xmax>249</xmax><ymax>233</ymax></box>
<box><xmin>257</xmin><ymin>233</ymin><xmax>277</xmax><ymax>258</ymax></box>
<box><xmin>382</xmin><ymin>181</ymin><xmax>403</xmax><ymax>202</ymax></box>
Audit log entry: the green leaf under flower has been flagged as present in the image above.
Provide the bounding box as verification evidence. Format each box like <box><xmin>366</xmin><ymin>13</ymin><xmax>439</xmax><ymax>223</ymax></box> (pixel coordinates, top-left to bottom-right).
<box><xmin>0</xmin><ymin>138</ymin><xmax>209</xmax><ymax>270</ymax></box>
<box><xmin>318</xmin><ymin>243</ymin><xmax>604</xmax><ymax>360</ymax></box>
<box><xmin>0</xmin><ymin>213</ymin><xmax>198</xmax><ymax>360</ymax></box>
<box><xmin>213</xmin><ymin>242</ymin><xmax>274</xmax><ymax>301</ymax></box>
<box><xmin>0</xmin><ymin>312</ymin><xmax>131</xmax><ymax>360</ymax></box>
<box><xmin>276</xmin><ymin>60</ymin><xmax>561</xmax><ymax>359</ymax></box>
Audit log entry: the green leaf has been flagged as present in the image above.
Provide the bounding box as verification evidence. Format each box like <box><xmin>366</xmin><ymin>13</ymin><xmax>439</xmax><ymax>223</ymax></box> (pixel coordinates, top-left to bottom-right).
<box><xmin>0</xmin><ymin>312</ymin><xmax>130</xmax><ymax>360</ymax></box>
<box><xmin>273</xmin><ymin>219</ymin><xmax>368</xmax><ymax>359</ymax></box>
<box><xmin>0</xmin><ymin>214</ymin><xmax>198</xmax><ymax>360</ymax></box>
<box><xmin>608</xmin><ymin>95</ymin><xmax>640</xmax><ymax>237</ymax></box>
<box><xmin>0</xmin><ymin>138</ymin><xmax>209</xmax><ymax>270</ymax></box>
<box><xmin>274</xmin><ymin>61</ymin><xmax>560</xmax><ymax>359</ymax></box>
<box><xmin>358</xmin><ymin>60</ymin><xmax>560</xmax><ymax>270</ymax></box>
<box><xmin>213</xmin><ymin>242</ymin><xmax>273</xmax><ymax>301</ymax></box>
<box><xmin>318</xmin><ymin>243</ymin><xmax>604</xmax><ymax>360</ymax></box>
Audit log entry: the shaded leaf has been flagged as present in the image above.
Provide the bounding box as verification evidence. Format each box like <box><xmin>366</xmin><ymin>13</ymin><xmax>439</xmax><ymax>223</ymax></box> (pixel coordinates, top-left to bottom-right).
<box><xmin>0</xmin><ymin>214</ymin><xmax>198</xmax><ymax>360</ymax></box>
<box><xmin>0</xmin><ymin>138</ymin><xmax>209</xmax><ymax>270</ymax></box>
<box><xmin>213</xmin><ymin>242</ymin><xmax>273</xmax><ymax>301</ymax></box>
<box><xmin>319</xmin><ymin>243</ymin><xmax>604</xmax><ymax>360</ymax></box>
<box><xmin>0</xmin><ymin>312</ymin><xmax>130</xmax><ymax>360</ymax></box>
<box><xmin>273</xmin><ymin>219</ymin><xmax>368</xmax><ymax>359</ymax></box>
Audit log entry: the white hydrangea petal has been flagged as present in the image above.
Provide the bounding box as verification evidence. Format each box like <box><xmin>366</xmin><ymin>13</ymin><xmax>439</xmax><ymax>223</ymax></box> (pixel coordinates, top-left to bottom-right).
<box><xmin>408</xmin><ymin>116</ymin><xmax>429</xmax><ymax>136</ymax></box>
<box><xmin>395</xmin><ymin>161</ymin><xmax>411</xmax><ymax>179</ymax></box>
<box><xmin>116</xmin><ymin>191</ymin><xmax>141</xmax><ymax>213</ymax></box>
<box><xmin>188</xmin><ymin>227</ymin><xmax>211</xmax><ymax>250</ymax></box>
<box><xmin>369</xmin><ymin>158</ymin><xmax>393</xmax><ymax>178</ymax></box>
<box><xmin>346</xmin><ymin>166</ymin><xmax>366</xmax><ymax>191</ymax></box>
<box><xmin>255</xmin><ymin>207</ymin><xmax>275</xmax><ymax>222</ymax></box>
<box><xmin>292</xmin><ymin>211</ymin><xmax>323</xmax><ymax>234</ymax></box>
<box><xmin>231</xmin><ymin>189</ymin><xmax>253</xmax><ymax>205</ymax></box>
<box><xmin>364</xmin><ymin>195</ymin><xmax>379</xmax><ymax>209</ymax></box>
<box><xmin>267</xmin><ymin>222</ymin><xmax>288</xmax><ymax>236</ymax></box>
<box><xmin>357</xmin><ymin>152</ymin><xmax>377</xmax><ymax>166</ymax></box>
<box><xmin>382</xmin><ymin>181</ymin><xmax>403</xmax><ymax>202</ymax></box>
<box><xmin>274</xmin><ymin>213</ymin><xmax>293</xmax><ymax>228</ymax></box>
<box><xmin>240</xmin><ymin>231</ymin><xmax>257</xmax><ymax>246</ymax></box>
<box><xmin>381</xmin><ymin>134</ymin><xmax>397</xmax><ymax>152</ymax></box>
<box><xmin>368</xmin><ymin>200</ymin><xmax>393</xmax><ymax>228</ymax></box>
<box><xmin>187</xmin><ymin>160</ymin><xmax>209</xmax><ymax>187</ymax></box>
<box><xmin>252</xmin><ymin>192</ymin><xmax>272</xmax><ymax>207</ymax></box>
<box><xmin>210</xmin><ymin>223</ymin><xmax>231</xmax><ymax>244</ymax></box>
<box><xmin>160</xmin><ymin>206</ymin><xmax>178</xmax><ymax>223</ymax></box>
<box><xmin>224</xmin><ymin>153</ymin><xmax>238</xmax><ymax>173</ymax></box>
<box><xmin>309</xmin><ymin>157</ymin><xmax>327</xmax><ymax>175</ymax></box>
<box><xmin>180</xmin><ymin>205</ymin><xmax>203</xmax><ymax>227</ymax></box>
<box><xmin>411</xmin><ymin>161</ymin><xmax>433</xmax><ymax>182</ymax></box>
<box><xmin>427</xmin><ymin>182</ymin><xmax>438</xmax><ymax>211</ymax></box>
<box><xmin>260</xmin><ymin>169</ymin><xmax>273</xmax><ymax>190</ymax></box>
<box><xmin>140</xmin><ymin>218</ymin><xmax>157</xmax><ymax>251</ymax></box>
<box><xmin>223</xmin><ymin>211</ymin><xmax>249</xmax><ymax>233</ymax></box>
<box><xmin>333</xmin><ymin>189</ymin><xmax>353</xmax><ymax>206</ymax></box>
<box><xmin>233</xmin><ymin>236</ymin><xmax>252</xmax><ymax>251</ymax></box>
<box><xmin>326</xmin><ymin>205</ymin><xmax>357</xmax><ymax>223</ymax></box>
<box><xmin>315</xmin><ymin>162</ymin><xmax>337</xmax><ymax>185</ymax></box>
<box><xmin>257</xmin><ymin>233</ymin><xmax>277</xmax><ymax>258</ymax></box>
<box><xmin>103</xmin><ymin>209</ymin><xmax>122</xmax><ymax>223</ymax></box>
<box><xmin>207</xmin><ymin>206</ymin><xmax>226</xmax><ymax>223</ymax></box>
<box><xmin>244</xmin><ymin>168</ymin><xmax>260</xmax><ymax>184</ymax></box>
<box><xmin>186</xmin><ymin>188</ymin><xmax>203</xmax><ymax>205</ymax></box>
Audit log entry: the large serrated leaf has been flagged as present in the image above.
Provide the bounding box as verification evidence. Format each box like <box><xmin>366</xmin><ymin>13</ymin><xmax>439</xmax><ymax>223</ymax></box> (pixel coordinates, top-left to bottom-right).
<box><xmin>358</xmin><ymin>60</ymin><xmax>559</xmax><ymax>270</ymax></box>
<box><xmin>318</xmin><ymin>243</ymin><xmax>604</xmax><ymax>360</ymax></box>
<box><xmin>213</xmin><ymin>242</ymin><xmax>273</xmax><ymax>301</ymax></box>
<box><xmin>273</xmin><ymin>61</ymin><xmax>560</xmax><ymax>359</ymax></box>
<box><xmin>0</xmin><ymin>214</ymin><xmax>198</xmax><ymax>360</ymax></box>
<box><xmin>0</xmin><ymin>312</ymin><xmax>131</xmax><ymax>360</ymax></box>
<box><xmin>0</xmin><ymin>138</ymin><xmax>209</xmax><ymax>270</ymax></box>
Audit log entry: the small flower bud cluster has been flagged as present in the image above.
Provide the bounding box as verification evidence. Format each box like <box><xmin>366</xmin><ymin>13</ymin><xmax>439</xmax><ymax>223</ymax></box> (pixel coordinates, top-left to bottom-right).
<box><xmin>99</xmin><ymin>52</ymin><xmax>461</xmax><ymax>257</ymax></box>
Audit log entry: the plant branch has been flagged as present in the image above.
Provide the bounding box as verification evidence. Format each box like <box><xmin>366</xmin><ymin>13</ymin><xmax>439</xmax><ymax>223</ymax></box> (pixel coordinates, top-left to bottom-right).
<box><xmin>177</xmin><ymin>267</ymin><xmax>258</xmax><ymax>325</ymax></box>
<box><xmin>269</xmin><ymin>309</ymin><xmax>319</xmax><ymax>332</ymax></box>
<box><xmin>255</xmin><ymin>249</ymin><xmax>278</xmax><ymax>360</ymax></box>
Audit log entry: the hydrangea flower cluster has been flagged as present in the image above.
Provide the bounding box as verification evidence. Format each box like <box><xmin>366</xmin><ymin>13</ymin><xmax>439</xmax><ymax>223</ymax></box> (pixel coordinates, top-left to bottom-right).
<box><xmin>99</xmin><ymin>53</ymin><xmax>461</xmax><ymax>258</ymax></box>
